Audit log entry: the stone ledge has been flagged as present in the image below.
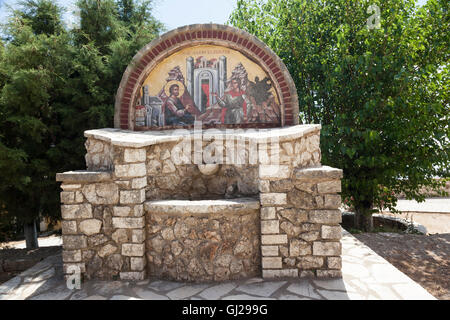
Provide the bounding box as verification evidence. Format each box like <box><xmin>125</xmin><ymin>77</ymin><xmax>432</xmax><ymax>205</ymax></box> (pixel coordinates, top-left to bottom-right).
<box><xmin>85</xmin><ymin>125</ymin><xmax>321</xmax><ymax>147</ymax></box>
<box><xmin>294</xmin><ymin>166</ymin><xmax>343</xmax><ymax>180</ymax></box>
<box><xmin>56</xmin><ymin>171</ymin><xmax>112</xmax><ymax>183</ymax></box>
<box><xmin>144</xmin><ymin>198</ymin><xmax>260</xmax><ymax>216</ymax></box>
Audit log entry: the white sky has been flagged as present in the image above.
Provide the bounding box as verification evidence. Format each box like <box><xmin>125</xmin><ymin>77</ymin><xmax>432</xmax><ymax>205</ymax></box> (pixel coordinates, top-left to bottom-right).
<box><xmin>0</xmin><ymin>0</ymin><xmax>429</xmax><ymax>32</ymax></box>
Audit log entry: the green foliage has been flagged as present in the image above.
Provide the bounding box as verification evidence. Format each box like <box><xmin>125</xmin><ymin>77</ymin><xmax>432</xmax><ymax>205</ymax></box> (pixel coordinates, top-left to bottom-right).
<box><xmin>0</xmin><ymin>0</ymin><xmax>163</xmax><ymax>242</ymax></box>
<box><xmin>230</xmin><ymin>0</ymin><xmax>449</xmax><ymax>230</ymax></box>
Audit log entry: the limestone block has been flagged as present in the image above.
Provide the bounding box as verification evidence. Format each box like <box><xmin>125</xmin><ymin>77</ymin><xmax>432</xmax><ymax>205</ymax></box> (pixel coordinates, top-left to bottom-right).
<box><xmin>98</xmin><ymin>244</ymin><xmax>117</xmax><ymax>258</ymax></box>
<box><xmin>147</xmin><ymin>160</ymin><xmax>162</xmax><ymax>175</ymax></box>
<box><xmin>60</xmin><ymin>192</ymin><xmax>75</xmax><ymax>204</ymax></box>
<box><xmin>323</xmin><ymin>194</ymin><xmax>341</xmax><ymax>209</ymax></box>
<box><xmin>317</xmin><ymin>180</ymin><xmax>341</xmax><ymax>193</ymax></box>
<box><xmin>132</xmin><ymin>229</ymin><xmax>145</xmax><ymax>243</ymax></box>
<box><xmin>61</xmin><ymin>204</ymin><xmax>92</xmax><ymax>219</ymax></box>
<box><xmin>124</xmin><ymin>148</ymin><xmax>146</xmax><ymax>163</ymax></box>
<box><xmin>133</xmin><ymin>204</ymin><xmax>144</xmax><ymax>217</ymax></box>
<box><xmin>61</xmin><ymin>184</ymin><xmax>82</xmax><ymax>191</ymax></box>
<box><xmin>61</xmin><ymin>220</ymin><xmax>77</xmax><ymax>235</ymax></box>
<box><xmin>131</xmin><ymin>177</ymin><xmax>147</xmax><ymax>189</ymax></box>
<box><xmin>114</xmin><ymin>163</ymin><xmax>146</xmax><ymax>178</ymax></box>
<box><xmin>297</xmin><ymin>256</ymin><xmax>324</xmax><ymax>269</ymax></box>
<box><xmin>263</xmin><ymin>269</ymin><xmax>298</xmax><ymax>278</ymax></box>
<box><xmin>261</xmin><ymin>234</ymin><xmax>288</xmax><ymax>245</ymax></box>
<box><xmin>162</xmin><ymin>160</ymin><xmax>176</xmax><ymax>173</ymax></box>
<box><xmin>308</xmin><ymin>210</ymin><xmax>342</xmax><ymax>224</ymax></box>
<box><xmin>122</xmin><ymin>243</ymin><xmax>145</xmax><ymax>256</ymax></box>
<box><xmin>79</xmin><ymin>219</ymin><xmax>102</xmax><ymax>236</ymax></box>
<box><xmin>119</xmin><ymin>271</ymin><xmax>145</xmax><ymax>281</ymax></box>
<box><xmin>316</xmin><ymin>270</ymin><xmax>342</xmax><ymax>278</ymax></box>
<box><xmin>321</xmin><ymin>225</ymin><xmax>342</xmax><ymax>240</ymax></box>
<box><xmin>312</xmin><ymin>242</ymin><xmax>341</xmax><ymax>256</ymax></box>
<box><xmin>259</xmin><ymin>165</ymin><xmax>290</xmax><ymax>180</ymax></box>
<box><xmin>278</xmin><ymin>208</ymin><xmax>308</xmax><ymax>224</ymax></box>
<box><xmin>289</xmin><ymin>239</ymin><xmax>311</xmax><ymax>257</ymax></box>
<box><xmin>120</xmin><ymin>189</ymin><xmax>145</xmax><ymax>204</ymax></box>
<box><xmin>261</xmin><ymin>220</ymin><xmax>279</xmax><ymax>234</ymax></box>
<box><xmin>113</xmin><ymin>206</ymin><xmax>132</xmax><ymax>217</ymax></box>
<box><xmin>62</xmin><ymin>235</ymin><xmax>87</xmax><ymax>250</ymax></box>
<box><xmin>259</xmin><ymin>180</ymin><xmax>270</xmax><ymax>193</ymax></box>
<box><xmin>115</xmin><ymin>180</ymin><xmax>130</xmax><ymax>189</ymax></box>
<box><xmin>270</xmin><ymin>179</ymin><xmax>293</xmax><ymax>192</ymax></box>
<box><xmin>260</xmin><ymin>193</ymin><xmax>287</xmax><ymax>206</ymax></box>
<box><xmin>281</xmin><ymin>142</ymin><xmax>294</xmax><ymax>155</ymax></box>
<box><xmin>294</xmin><ymin>166</ymin><xmax>343</xmax><ymax>180</ymax></box>
<box><xmin>287</xmin><ymin>189</ymin><xmax>315</xmax><ymax>209</ymax></box>
<box><xmin>82</xmin><ymin>183</ymin><xmax>119</xmax><ymax>205</ymax></box>
<box><xmin>306</xmin><ymin>134</ymin><xmax>320</xmax><ymax>153</ymax></box>
<box><xmin>299</xmin><ymin>231</ymin><xmax>320</xmax><ymax>242</ymax></box>
<box><xmin>260</xmin><ymin>207</ymin><xmax>276</xmax><ymax>220</ymax></box>
<box><xmin>112</xmin><ymin>229</ymin><xmax>129</xmax><ymax>244</ymax></box>
<box><xmin>262</xmin><ymin>257</ymin><xmax>282</xmax><ymax>269</ymax></box>
<box><xmin>327</xmin><ymin>257</ymin><xmax>342</xmax><ymax>269</ymax></box>
<box><xmin>112</xmin><ymin>217</ymin><xmax>144</xmax><ymax>229</ymax></box>
<box><xmin>261</xmin><ymin>245</ymin><xmax>279</xmax><ymax>257</ymax></box>
<box><xmin>62</xmin><ymin>250</ymin><xmax>82</xmax><ymax>262</ymax></box>
<box><xmin>130</xmin><ymin>257</ymin><xmax>146</xmax><ymax>271</ymax></box>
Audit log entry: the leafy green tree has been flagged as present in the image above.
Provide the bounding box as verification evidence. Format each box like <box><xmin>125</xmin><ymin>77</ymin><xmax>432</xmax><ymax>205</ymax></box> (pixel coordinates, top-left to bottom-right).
<box><xmin>0</xmin><ymin>0</ymin><xmax>163</xmax><ymax>248</ymax></box>
<box><xmin>230</xmin><ymin>0</ymin><xmax>449</xmax><ymax>230</ymax></box>
<box><xmin>0</xmin><ymin>0</ymin><xmax>73</xmax><ymax>248</ymax></box>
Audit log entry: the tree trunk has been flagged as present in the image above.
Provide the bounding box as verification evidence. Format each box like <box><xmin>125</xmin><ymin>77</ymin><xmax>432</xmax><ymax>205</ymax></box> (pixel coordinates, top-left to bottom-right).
<box><xmin>354</xmin><ymin>206</ymin><xmax>374</xmax><ymax>232</ymax></box>
<box><xmin>24</xmin><ymin>220</ymin><xmax>39</xmax><ymax>249</ymax></box>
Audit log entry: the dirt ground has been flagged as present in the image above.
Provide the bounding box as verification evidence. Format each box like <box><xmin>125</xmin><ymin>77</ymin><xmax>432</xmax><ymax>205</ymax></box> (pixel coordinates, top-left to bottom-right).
<box><xmin>354</xmin><ymin>232</ymin><xmax>450</xmax><ymax>300</ymax></box>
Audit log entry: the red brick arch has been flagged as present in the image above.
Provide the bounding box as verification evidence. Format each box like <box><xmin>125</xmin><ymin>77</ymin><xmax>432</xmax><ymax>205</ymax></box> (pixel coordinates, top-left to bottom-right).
<box><xmin>114</xmin><ymin>24</ymin><xmax>299</xmax><ymax>130</ymax></box>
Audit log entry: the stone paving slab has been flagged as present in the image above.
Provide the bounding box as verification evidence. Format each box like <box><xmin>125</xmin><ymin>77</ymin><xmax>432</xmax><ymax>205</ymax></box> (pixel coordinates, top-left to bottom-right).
<box><xmin>0</xmin><ymin>229</ymin><xmax>436</xmax><ymax>300</ymax></box>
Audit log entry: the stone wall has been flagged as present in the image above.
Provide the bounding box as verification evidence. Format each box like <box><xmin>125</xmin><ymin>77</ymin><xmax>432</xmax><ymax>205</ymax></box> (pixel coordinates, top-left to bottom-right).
<box><xmin>57</xmin><ymin>124</ymin><xmax>344</xmax><ymax>282</ymax></box>
<box><xmin>145</xmin><ymin>199</ymin><xmax>260</xmax><ymax>282</ymax></box>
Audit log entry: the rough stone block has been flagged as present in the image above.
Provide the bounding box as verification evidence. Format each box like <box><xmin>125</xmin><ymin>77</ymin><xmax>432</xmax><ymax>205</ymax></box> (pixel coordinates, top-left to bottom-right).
<box><xmin>113</xmin><ymin>206</ymin><xmax>132</xmax><ymax>217</ymax></box>
<box><xmin>112</xmin><ymin>229</ymin><xmax>129</xmax><ymax>244</ymax></box>
<box><xmin>317</xmin><ymin>180</ymin><xmax>341</xmax><ymax>193</ymax></box>
<box><xmin>261</xmin><ymin>234</ymin><xmax>288</xmax><ymax>245</ymax></box>
<box><xmin>260</xmin><ymin>193</ymin><xmax>287</xmax><ymax>206</ymax></box>
<box><xmin>61</xmin><ymin>220</ymin><xmax>77</xmax><ymax>235</ymax></box>
<box><xmin>124</xmin><ymin>148</ymin><xmax>146</xmax><ymax>163</ymax></box>
<box><xmin>260</xmin><ymin>207</ymin><xmax>276</xmax><ymax>220</ymax></box>
<box><xmin>61</xmin><ymin>204</ymin><xmax>92</xmax><ymax>219</ymax></box>
<box><xmin>61</xmin><ymin>184</ymin><xmax>82</xmax><ymax>191</ymax></box>
<box><xmin>327</xmin><ymin>257</ymin><xmax>342</xmax><ymax>269</ymax></box>
<box><xmin>259</xmin><ymin>165</ymin><xmax>290</xmax><ymax>180</ymax></box>
<box><xmin>119</xmin><ymin>271</ymin><xmax>146</xmax><ymax>281</ymax></box>
<box><xmin>261</xmin><ymin>220</ymin><xmax>279</xmax><ymax>234</ymax></box>
<box><xmin>297</xmin><ymin>256</ymin><xmax>324</xmax><ymax>269</ymax></box>
<box><xmin>114</xmin><ymin>163</ymin><xmax>146</xmax><ymax>178</ymax></box>
<box><xmin>131</xmin><ymin>177</ymin><xmax>147</xmax><ymax>189</ymax></box>
<box><xmin>259</xmin><ymin>180</ymin><xmax>270</xmax><ymax>193</ymax></box>
<box><xmin>321</xmin><ymin>225</ymin><xmax>342</xmax><ymax>240</ymax></box>
<box><xmin>62</xmin><ymin>250</ymin><xmax>82</xmax><ymax>262</ymax></box>
<box><xmin>60</xmin><ymin>192</ymin><xmax>75</xmax><ymax>204</ymax></box>
<box><xmin>132</xmin><ymin>229</ymin><xmax>145</xmax><ymax>243</ymax></box>
<box><xmin>289</xmin><ymin>239</ymin><xmax>311</xmax><ymax>257</ymax></box>
<box><xmin>112</xmin><ymin>217</ymin><xmax>144</xmax><ymax>229</ymax></box>
<box><xmin>130</xmin><ymin>257</ymin><xmax>146</xmax><ymax>271</ymax></box>
<box><xmin>120</xmin><ymin>189</ymin><xmax>145</xmax><ymax>204</ymax></box>
<box><xmin>313</xmin><ymin>242</ymin><xmax>342</xmax><ymax>256</ymax></box>
<box><xmin>299</xmin><ymin>231</ymin><xmax>320</xmax><ymax>242</ymax></box>
<box><xmin>263</xmin><ymin>269</ymin><xmax>298</xmax><ymax>278</ymax></box>
<box><xmin>308</xmin><ymin>210</ymin><xmax>342</xmax><ymax>224</ymax></box>
<box><xmin>133</xmin><ymin>204</ymin><xmax>144</xmax><ymax>217</ymax></box>
<box><xmin>316</xmin><ymin>270</ymin><xmax>342</xmax><ymax>278</ymax></box>
<box><xmin>82</xmin><ymin>183</ymin><xmax>119</xmax><ymax>205</ymax></box>
<box><xmin>98</xmin><ymin>244</ymin><xmax>117</xmax><ymax>258</ymax></box>
<box><xmin>122</xmin><ymin>243</ymin><xmax>145</xmax><ymax>256</ymax></box>
<box><xmin>79</xmin><ymin>219</ymin><xmax>102</xmax><ymax>236</ymax></box>
<box><xmin>261</xmin><ymin>245</ymin><xmax>279</xmax><ymax>257</ymax></box>
<box><xmin>262</xmin><ymin>257</ymin><xmax>282</xmax><ymax>269</ymax></box>
<box><xmin>62</xmin><ymin>235</ymin><xmax>87</xmax><ymax>250</ymax></box>
<box><xmin>294</xmin><ymin>166</ymin><xmax>343</xmax><ymax>180</ymax></box>
<box><xmin>323</xmin><ymin>194</ymin><xmax>341</xmax><ymax>209</ymax></box>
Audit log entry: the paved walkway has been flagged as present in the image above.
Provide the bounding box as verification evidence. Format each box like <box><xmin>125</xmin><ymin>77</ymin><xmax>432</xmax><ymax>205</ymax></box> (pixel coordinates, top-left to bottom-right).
<box><xmin>393</xmin><ymin>198</ymin><xmax>450</xmax><ymax>213</ymax></box>
<box><xmin>0</xmin><ymin>230</ymin><xmax>435</xmax><ymax>300</ymax></box>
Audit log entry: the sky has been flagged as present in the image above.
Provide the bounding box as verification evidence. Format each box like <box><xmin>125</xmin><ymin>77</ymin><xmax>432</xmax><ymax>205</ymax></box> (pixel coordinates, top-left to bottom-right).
<box><xmin>0</xmin><ymin>0</ymin><xmax>428</xmax><ymax>32</ymax></box>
